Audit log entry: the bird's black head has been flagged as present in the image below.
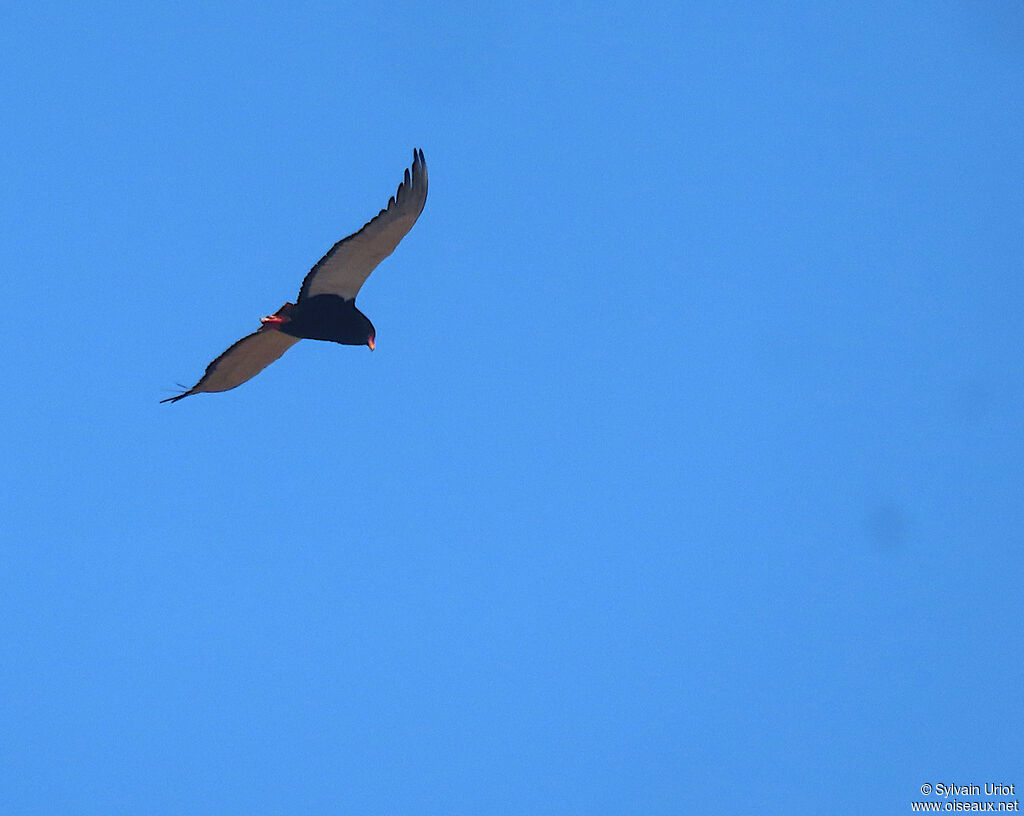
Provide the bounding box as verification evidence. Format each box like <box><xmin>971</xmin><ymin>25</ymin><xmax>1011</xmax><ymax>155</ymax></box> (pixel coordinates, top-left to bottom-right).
<box><xmin>347</xmin><ymin>306</ymin><xmax>376</xmax><ymax>350</ymax></box>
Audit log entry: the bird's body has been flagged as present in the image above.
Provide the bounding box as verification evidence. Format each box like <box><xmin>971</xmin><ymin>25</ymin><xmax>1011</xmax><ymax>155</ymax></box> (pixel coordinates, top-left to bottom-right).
<box><xmin>162</xmin><ymin>149</ymin><xmax>427</xmax><ymax>403</ymax></box>
<box><xmin>268</xmin><ymin>296</ymin><xmax>375</xmax><ymax>345</ymax></box>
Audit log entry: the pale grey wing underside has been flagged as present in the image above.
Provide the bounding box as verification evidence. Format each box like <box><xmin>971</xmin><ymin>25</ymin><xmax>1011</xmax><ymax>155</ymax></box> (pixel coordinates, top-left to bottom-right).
<box><xmin>297</xmin><ymin>148</ymin><xmax>428</xmax><ymax>302</ymax></box>
<box><xmin>163</xmin><ymin>328</ymin><xmax>301</xmax><ymax>402</ymax></box>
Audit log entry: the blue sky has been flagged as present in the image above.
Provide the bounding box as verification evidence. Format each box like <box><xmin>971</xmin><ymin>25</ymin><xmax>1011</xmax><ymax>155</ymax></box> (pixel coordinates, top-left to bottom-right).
<box><xmin>2</xmin><ymin>1</ymin><xmax>1022</xmax><ymax>813</ymax></box>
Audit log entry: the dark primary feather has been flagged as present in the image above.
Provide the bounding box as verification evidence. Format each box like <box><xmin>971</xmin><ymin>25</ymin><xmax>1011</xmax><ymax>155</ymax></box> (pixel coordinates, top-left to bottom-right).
<box><xmin>298</xmin><ymin>148</ymin><xmax>428</xmax><ymax>302</ymax></box>
<box><xmin>161</xmin><ymin>328</ymin><xmax>301</xmax><ymax>402</ymax></box>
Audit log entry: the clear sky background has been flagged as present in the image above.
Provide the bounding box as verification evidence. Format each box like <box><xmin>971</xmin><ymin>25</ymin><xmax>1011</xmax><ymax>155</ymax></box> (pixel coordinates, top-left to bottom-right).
<box><xmin>2</xmin><ymin>1</ymin><xmax>1022</xmax><ymax>813</ymax></box>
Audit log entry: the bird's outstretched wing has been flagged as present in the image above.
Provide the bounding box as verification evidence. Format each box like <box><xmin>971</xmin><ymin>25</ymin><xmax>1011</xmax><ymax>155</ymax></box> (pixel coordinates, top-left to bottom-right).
<box><xmin>161</xmin><ymin>328</ymin><xmax>301</xmax><ymax>403</ymax></box>
<box><xmin>298</xmin><ymin>149</ymin><xmax>427</xmax><ymax>302</ymax></box>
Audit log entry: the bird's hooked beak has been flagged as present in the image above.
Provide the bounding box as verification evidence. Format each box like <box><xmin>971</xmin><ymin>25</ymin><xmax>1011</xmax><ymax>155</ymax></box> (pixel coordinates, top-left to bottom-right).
<box><xmin>368</xmin><ymin>335</ymin><xmax>375</xmax><ymax>351</ymax></box>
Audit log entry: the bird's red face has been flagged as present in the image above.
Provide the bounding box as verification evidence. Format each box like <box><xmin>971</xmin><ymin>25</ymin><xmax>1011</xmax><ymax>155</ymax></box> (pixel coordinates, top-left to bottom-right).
<box><xmin>367</xmin><ymin>333</ymin><xmax>375</xmax><ymax>351</ymax></box>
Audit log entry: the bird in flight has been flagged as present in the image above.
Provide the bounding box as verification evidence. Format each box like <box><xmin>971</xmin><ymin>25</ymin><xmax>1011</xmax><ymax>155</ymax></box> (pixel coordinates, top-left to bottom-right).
<box><xmin>162</xmin><ymin>149</ymin><xmax>428</xmax><ymax>403</ymax></box>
